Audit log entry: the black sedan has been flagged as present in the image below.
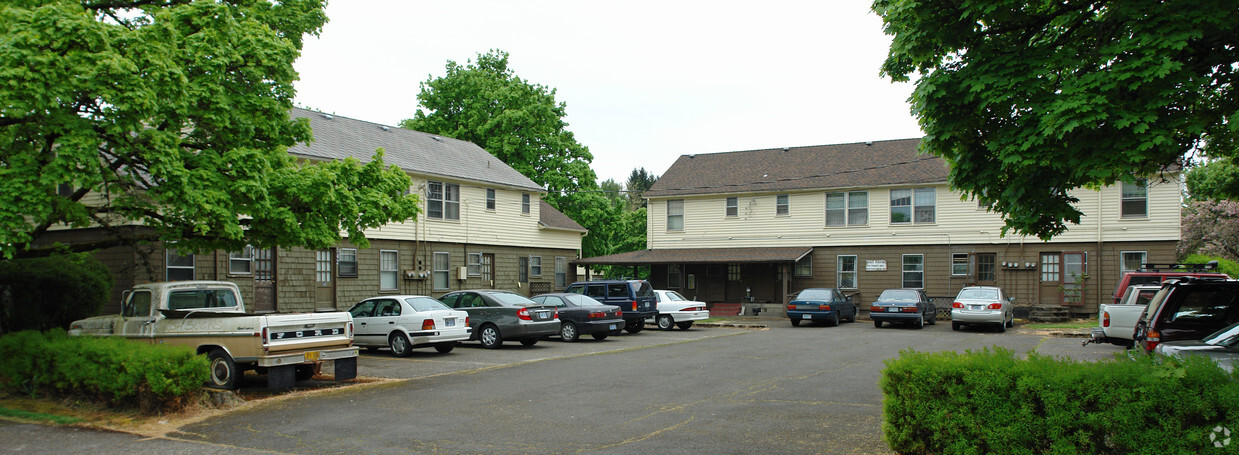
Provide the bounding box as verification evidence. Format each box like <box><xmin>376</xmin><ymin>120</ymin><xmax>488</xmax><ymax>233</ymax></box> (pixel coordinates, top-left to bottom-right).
<box><xmin>870</xmin><ymin>288</ymin><xmax>937</xmax><ymax>329</ymax></box>
<box><xmin>439</xmin><ymin>290</ymin><xmax>560</xmax><ymax>348</ymax></box>
<box><xmin>531</xmin><ymin>293</ymin><xmax>625</xmax><ymax>341</ymax></box>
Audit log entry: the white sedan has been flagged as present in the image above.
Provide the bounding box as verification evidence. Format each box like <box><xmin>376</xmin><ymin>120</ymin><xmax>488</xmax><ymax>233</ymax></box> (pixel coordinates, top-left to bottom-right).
<box><xmin>648</xmin><ymin>290</ymin><xmax>710</xmax><ymax>330</ymax></box>
<box><xmin>348</xmin><ymin>295</ymin><xmax>472</xmax><ymax>356</ymax></box>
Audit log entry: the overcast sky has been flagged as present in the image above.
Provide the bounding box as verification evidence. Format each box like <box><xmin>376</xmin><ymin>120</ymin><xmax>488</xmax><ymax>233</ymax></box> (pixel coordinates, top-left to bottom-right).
<box><xmin>292</xmin><ymin>1</ymin><xmax>925</xmax><ymax>187</ymax></box>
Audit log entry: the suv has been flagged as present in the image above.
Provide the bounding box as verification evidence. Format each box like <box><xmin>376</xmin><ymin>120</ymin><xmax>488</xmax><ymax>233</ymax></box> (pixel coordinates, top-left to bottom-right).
<box><xmin>564</xmin><ymin>280</ymin><xmax>658</xmax><ymax>333</ymax></box>
<box><xmin>1134</xmin><ymin>277</ymin><xmax>1239</xmax><ymax>352</ymax></box>
<box><xmin>1112</xmin><ymin>262</ymin><xmax>1228</xmax><ymax>304</ymax></box>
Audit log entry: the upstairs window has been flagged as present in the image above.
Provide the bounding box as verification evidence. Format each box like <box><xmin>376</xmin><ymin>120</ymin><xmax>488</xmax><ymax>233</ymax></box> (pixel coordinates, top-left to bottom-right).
<box><xmin>1122</xmin><ymin>180</ymin><xmax>1147</xmax><ymax>218</ymax></box>
<box><xmin>486</xmin><ymin>189</ymin><xmax>496</xmax><ymax>210</ymax></box>
<box><xmin>522</xmin><ymin>193</ymin><xmax>531</xmax><ymax>214</ymax></box>
<box><xmin>667</xmin><ymin>199</ymin><xmax>684</xmax><ymax>231</ymax></box>
<box><xmin>428</xmin><ymin>181</ymin><xmax>460</xmax><ymax>220</ymax></box>
<box><xmin>826</xmin><ymin>191</ymin><xmax>868</xmax><ymax>226</ymax></box>
<box><xmin>890</xmin><ymin>188</ymin><xmax>935</xmax><ymax>224</ymax></box>
<box><xmin>776</xmin><ymin>194</ymin><xmax>790</xmax><ymax>215</ymax></box>
<box><xmin>725</xmin><ymin>197</ymin><xmax>738</xmax><ymax>217</ymax></box>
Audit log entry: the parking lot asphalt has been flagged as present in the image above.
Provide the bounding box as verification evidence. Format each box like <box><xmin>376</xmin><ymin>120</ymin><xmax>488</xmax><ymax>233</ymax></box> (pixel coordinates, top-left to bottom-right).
<box><xmin>3</xmin><ymin>319</ymin><xmax>1128</xmax><ymax>454</ymax></box>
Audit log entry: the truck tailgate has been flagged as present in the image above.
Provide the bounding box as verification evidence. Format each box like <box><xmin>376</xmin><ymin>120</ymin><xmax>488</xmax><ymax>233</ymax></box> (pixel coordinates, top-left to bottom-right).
<box><xmin>264</xmin><ymin>312</ymin><xmax>353</xmax><ymax>354</ymax></box>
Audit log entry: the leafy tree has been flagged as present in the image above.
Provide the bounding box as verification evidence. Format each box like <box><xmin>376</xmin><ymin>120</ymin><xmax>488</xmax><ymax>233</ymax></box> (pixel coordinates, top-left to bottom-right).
<box><xmin>1185</xmin><ymin>159</ymin><xmax>1239</xmax><ymax>202</ymax></box>
<box><xmin>599</xmin><ymin>179</ymin><xmax>624</xmax><ymax>205</ymax></box>
<box><xmin>401</xmin><ymin>50</ymin><xmax>597</xmax><ymax>197</ymax></box>
<box><xmin>1180</xmin><ymin>200</ymin><xmax>1239</xmax><ymax>261</ymax></box>
<box><xmin>874</xmin><ymin>0</ymin><xmax>1239</xmax><ymax>240</ymax></box>
<box><xmin>625</xmin><ymin>167</ymin><xmax>658</xmax><ymax>210</ymax></box>
<box><xmin>0</xmin><ymin>1</ymin><xmax>420</xmax><ymax>259</ymax></box>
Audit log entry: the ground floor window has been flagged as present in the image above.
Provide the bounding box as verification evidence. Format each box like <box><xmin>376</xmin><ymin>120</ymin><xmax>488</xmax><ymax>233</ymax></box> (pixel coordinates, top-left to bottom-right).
<box><xmin>668</xmin><ymin>264</ymin><xmax>682</xmax><ymax>288</ymax></box>
<box><xmin>728</xmin><ymin>264</ymin><xmax>741</xmax><ymax>281</ymax></box>
<box><xmin>902</xmin><ymin>254</ymin><xmax>924</xmax><ymax>289</ymax></box>
<box><xmin>433</xmin><ymin>252</ymin><xmax>450</xmax><ymax>290</ymax></box>
<box><xmin>531</xmin><ymin>256</ymin><xmax>542</xmax><ymax>276</ymax></box>
<box><xmin>951</xmin><ymin>253</ymin><xmax>969</xmax><ymax>276</ymax></box>
<box><xmin>166</xmin><ymin>247</ymin><xmax>194</xmax><ymax>281</ymax></box>
<box><xmin>468</xmin><ymin>253</ymin><xmax>482</xmax><ymax>276</ymax></box>
<box><xmin>229</xmin><ymin>245</ymin><xmax>253</xmax><ymax>274</ymax></box>
<box><xmin>796</xmin><ymin>255</ymin><xmax>813</xmax><ymax>277</ymax></box>
<box><xmin>519</xmin><ymin>257</ymin><xmax>529</xmax><ymax>283</ymax></box>
<box><xmin>380</xmin><ymin>250</ymin><xmax>398</xmax><ymax>291</ymax></box>
<box><xmin>1121</xmin><ymin>251</ymin><xmax>1146</xmax><ymax>277</ymax></box>
<box><xmin>338</xmin><ymin>248</ymin><xmax>358</xmax><ymax>277</ymax></box>
<box><xmin>555</xmin><ymin>257</ymin><xmax>567</xmax><ymax>289</ymax></box>
<box><xmin>838</xmin><ymin>255</ymin><xmax>857</xmax><ymax>289</ymax></box>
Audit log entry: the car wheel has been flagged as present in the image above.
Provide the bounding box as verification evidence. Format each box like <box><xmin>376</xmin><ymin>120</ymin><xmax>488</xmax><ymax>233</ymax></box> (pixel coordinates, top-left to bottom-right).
<box><xmin>952</xmin><ymin>321</ymin><xmax>961</xmax><ymax>331</ymax></box>
<box><xmin>364</xmin><ymin>346</ymin><xmax>380</xmax><ymax>352</ymax></box>
<box><xmin>676</xmin><ymin>321</ymin><xmax>694</xmax><ymax>330</ymax></box>
<box><xmin>874</xmin><ymin>320</ymin><xmax>883</xmax><ymax>328</ymax></box>
<box><xmin>560</xmin><ymin>322</ymin><xmax>579</xmax><ymax>342</ymax></box>
<box><xmin>206</xmin><ymin>349</ymin><xmax>238</xmax><ymax>390</ymax></box>
<box><xmin>625</xmin><ymin>320</ymin><xmax>645</xmax><ymax>333</ymax></box>
<box><xmin>847</xmin><ymin>308</ymin><xmax>857</xmax><ymax>323</ymax></box>
<box><xmin>915</xmin><ymin>314</ymin><xmax>925</xmax><ymax>329</ymax></box>
<box><xmin>1006</xmin><ymin>313</ymin><xmax>1014</xmax><ymax>328</ymax></box>
<box><xmin>829</xmin><ymin>313</ymin><xmax>840</xmax><ymax>327</ymax></box>
<box><xmin>657</xmin><ymin>314</ymin><xmax>675</xmax><ymax>330</ymax></box>
<box><xmin>389</xmin><ymin>333</ymin><xmax>412</xmax><ymax>357</ymax></box>
<box><xmin>591</xmin><ymin>333</ymin><xmax>609</xmax><ymax>341</ymax></box>
<box><xmin>434</xmin><ymin>343</ymin><xmax>455</xmax><ymax>354</ymax></box>
<box><xmin>479</xmin><ymin>324</ymin><xmax>503</xmax><ymax>349</ymax></box>
<box><xmin>997</xmin><ymin>320</ymin><xmax>1007</xmax><ymax>333</ymax></box>
<box><xmin>294</xmin><ymin>364</ymin><xmax>317</xmax><ymax>382</ymax></box>
<box><xmin>927</xmin><ymin>311</ymin><xmax>937</xmax><ymax>325</ymax></box>
<box><xmin>791</xmin><ymin>318</ymin><xmax>801</xmax><ymax>327</ymax></box>
<box><xmin>519</xmin><ymin>338</ymin><xmax>538</xmax><ymax>347</ymax></box>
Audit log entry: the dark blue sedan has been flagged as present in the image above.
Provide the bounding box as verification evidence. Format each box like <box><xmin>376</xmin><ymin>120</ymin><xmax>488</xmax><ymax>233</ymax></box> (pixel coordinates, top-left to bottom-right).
<box><xmin>787</xmin><ymin>288</ymin><xmax>857</xmax><ymax>327</ymax></box>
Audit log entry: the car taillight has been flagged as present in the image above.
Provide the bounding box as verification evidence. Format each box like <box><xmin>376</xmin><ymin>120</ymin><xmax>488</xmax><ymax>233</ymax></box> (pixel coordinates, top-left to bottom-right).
<box><xmin>870</xmin><ymin>306</ymin><xmax>882</xmax><ymax>312</ymax></box>
<box><xmin>465</xmin><ymin>317</ymin><xmax>470</xmax><ymax>327</ymax></box>
<box><xmin>262</xmin><ymin>327</ymin><xmax>270</xmax><ymax>354</ymax></box>
<box><xmin>819</xmin><ymin>305</ymin><xmax>832</xmax><ymax>311</ymax></box>
<box><xmin>631</xmin><ymin>301</ymin><xmax>638</xmax><ymax>311</ymax></box>
<box><xmin>589</xmin><ymin>311</ymin><xmax>606</xmax><ymax>318</ymax></box>
<box><xmin>616</xmin><ymin>309</ymin><xmax>622</xmax><ymax>316</ymax></box>
<box><xmin>987</xmin><ymin>303</ymin><xmax>1002</xmax><ymax>309</ymax></box>
<box><xmin>901</xmin><ymin>307</ymin><xmax>917</xmax><ymax>313</ymax></box>
<box><xmin>517</xmin><ymin>308</ymin><xmax>532</xmax><ymax>321</ymax></box>
<box><xmin>681</xmin><ymin>306</ymin><xmax>705</xmax><ymax>312</ymax></box>
<box><xmin>952</xmin><ymin>302</ymin><xmax>964</xmax><ymax>308</ymax></box>
<box><xmin>1103</xmin><ymin>311</ymin><xmax>1110</xmax><ymax>327</ymax></box>
<box><xmin>422</xmin><ymin>319</ymin><xmax>435</xmax><ymax>330</ymax></box>
<box><xmin>348</xmin><ymin>322</ymin><xmax>354</xmax><ymax>339</ymax></box>
<box><xmin>1144</xmin><ymin>330</ymin><xmax>1160</xmax><ymax>351</ymax></box>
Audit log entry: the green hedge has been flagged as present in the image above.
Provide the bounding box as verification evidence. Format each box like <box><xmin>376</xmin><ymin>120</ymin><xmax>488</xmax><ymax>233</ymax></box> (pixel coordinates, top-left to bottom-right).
<box><xmin>0</xmin><ymin>253</ymin><xmax>111</xmax><ymax>333</ymax></box>
<box><xmin>0</xmin><ymin>330</ymin><xmax>209</xmax><ymax>413</ymax></box>
<box><xmin>882</xmin><ymin>348</ymin><xmax>1239</xmax><ymax>454</ymax></box>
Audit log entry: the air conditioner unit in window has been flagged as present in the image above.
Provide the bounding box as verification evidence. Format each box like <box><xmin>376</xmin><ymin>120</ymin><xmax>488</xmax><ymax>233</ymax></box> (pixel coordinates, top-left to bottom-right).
<box><xmin>457</xmin><ymin>266</ymin><xmax>468</xmax><ymax>280</ymax></box>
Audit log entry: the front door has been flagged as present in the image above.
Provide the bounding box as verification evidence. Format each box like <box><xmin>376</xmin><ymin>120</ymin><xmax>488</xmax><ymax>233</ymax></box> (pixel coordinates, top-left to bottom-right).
<box><xmin>1038</xmin><ymin>253</ymin><xmax>1062</xmax><ymax>305</ymax></box>
<box><xmin>315</xmin><ymin>249</ymin><xmax>336</xmax><ymax>309</ymax></box>
<box><xmin>975</xmin><ymin>253</ymin><xmax>997</xmax><ymax>286</ymax></box>
<box><xmin>254</xmin><ymin>248</ymin><xmax>276</xmax><ymax>312</ymax></box>
<box><xmin>481</xmin><ymin>254</ymin><xmax>495</xmax><ymax>289</ymax></box>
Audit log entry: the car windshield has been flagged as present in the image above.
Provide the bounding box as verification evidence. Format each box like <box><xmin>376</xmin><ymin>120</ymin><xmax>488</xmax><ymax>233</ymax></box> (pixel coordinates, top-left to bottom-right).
<box><xmin>878</xmin><ymin>290</ymin><xmax>919</xmax><ymax>303</ymax></box>
<box><xmin>490</xmin><ymin>292</ymin><xmax>537</xmax><ymax>306</ymax></box>
<box><xmin>565</xmin><ymin>294</ymin><xmax>605</xmax><ymax>307</ymax></box>
<box><xmin>631</xmin><ymin>281</ymin><xmax>654</xmax><ymax>298</ymax></box>
<box><xmin>1203</xmin><ymin>321</ymin><xmax>1239</xmax><ymax>347</ymax></box>
<box><xmin>405</xmin><ymin>297</ymin><xmax>450</xmax><ymax>312</ymax></box>
<box><xmin>956</xmin><ymin>288</ymin><xmax>998</xmax><ymax>300</ymax></box>
<box><xmin>795</xmin><ymin>289</ymin><xmax>835</xmax><ymax>301</ymax></box>
<box><xmin>663</xmin><ymin>291</ymin><xmax>686</xmax><ymax>301</ymax></box>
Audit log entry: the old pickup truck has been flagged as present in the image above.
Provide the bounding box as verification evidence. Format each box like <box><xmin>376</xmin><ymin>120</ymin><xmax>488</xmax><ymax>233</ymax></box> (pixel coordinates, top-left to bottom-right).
<box><xmin>68</xmin><ymin>281</ymin><xmax>358</xmax><ymax>390</ymax></box>
<box><xmin>1085</xmin><ymin>284</ymin><xmax>1161</xmax><ymax>347</ymax></box>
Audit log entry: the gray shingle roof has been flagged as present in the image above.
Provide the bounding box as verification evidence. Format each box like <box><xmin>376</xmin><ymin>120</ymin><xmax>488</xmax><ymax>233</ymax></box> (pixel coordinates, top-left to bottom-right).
<box><xmin>288</xmin><ymin>108</ymin><xmax>544</xmax><ymax>192</ymax></box>
<box><xmin>645</xmin><ymin>138</ymin><xmax>945</xmax><ymax>197</ymax></box>
<box><xmin>573</xmin><ymin>247</ymin><xmax>813</xmax><ymax>265</ymax></box>
<box><xmin>539</xmin><ymin>200</ymin><xmax>587</xmax><ymax>233</ymax></box>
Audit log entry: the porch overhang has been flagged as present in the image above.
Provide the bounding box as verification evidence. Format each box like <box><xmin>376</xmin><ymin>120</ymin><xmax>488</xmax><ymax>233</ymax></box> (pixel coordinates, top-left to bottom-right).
<box><xmin>573</xmin><ymin>247</ymin><xmax>813</xmax><ymax>266</ymax></box>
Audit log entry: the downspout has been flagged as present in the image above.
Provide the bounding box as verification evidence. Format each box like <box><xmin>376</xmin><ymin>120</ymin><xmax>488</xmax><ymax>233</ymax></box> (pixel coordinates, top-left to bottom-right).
<box><xmin>1097</xmin><ymin>189</ymin><xmax>1104</xmax><ymax>312</ymax></box>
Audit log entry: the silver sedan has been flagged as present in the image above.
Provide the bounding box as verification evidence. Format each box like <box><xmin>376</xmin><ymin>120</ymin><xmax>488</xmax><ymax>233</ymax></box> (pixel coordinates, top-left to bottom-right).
<box><xmin>950</xmin><ymin>286</ymin><xmax>1015</xmax><ymax>332</ymax></box>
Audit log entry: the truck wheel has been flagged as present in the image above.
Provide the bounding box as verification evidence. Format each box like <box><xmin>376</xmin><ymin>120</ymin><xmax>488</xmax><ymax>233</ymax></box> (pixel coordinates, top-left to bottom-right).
<box><xmin>389</xmin><ymin>333</ymin><xmax>412</xmax><ymax>357</ymax></box>
<box><xmin>676</xmin><ymin>321</ymin><xmax>694</xmax><ymax>330</ymax></box>
<box><xmin>434</xmin><ymin>343</ymin><xmax>455</xmax><ymax>354</ymax></box>
<box><xmin>295</xmin><ymin>364</ymin><xmax>317</xmax><ymax>382</ymax></box>
<box><xmin>207</xmin><ymin>349</ymin><xmax>238</xmax><ymax>390</ymax></box>
<box><xmin>625</xmin><ymin>320</ymin><xmax>645</xmax><ymax>333</ymax></box>
<box><xmin>657</xmin><ymin>315</ymin><xmax>675</xmax><ymax>330</ymax></box>
<box><xmin>479</xmin><ymin>324</ymin><xmax>503</xmax><ymax>349</ymax></box>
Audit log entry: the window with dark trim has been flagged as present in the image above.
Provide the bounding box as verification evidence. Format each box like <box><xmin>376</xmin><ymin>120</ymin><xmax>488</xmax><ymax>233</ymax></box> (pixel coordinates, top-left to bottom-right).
<box><xmin>795</xmin><ymin>255</ymin><xmax>813</xmax><ymax>277</ymax></box>
<box><xmin>668</xmin><ymin>264</ymin><xmax>682</xmax><ymax>288</ymax></box>
<box><xmin>338</xmin><ymin>248</ymin><xmax>358</xmax><ymax>277</ymax></box>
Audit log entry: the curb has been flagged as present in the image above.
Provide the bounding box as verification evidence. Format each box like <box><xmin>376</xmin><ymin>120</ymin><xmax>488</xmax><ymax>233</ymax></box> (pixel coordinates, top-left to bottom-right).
<box><xmin>696</xmin><ymin>322</ymin><xmax>770</xmax><ymax>329</ymax></box>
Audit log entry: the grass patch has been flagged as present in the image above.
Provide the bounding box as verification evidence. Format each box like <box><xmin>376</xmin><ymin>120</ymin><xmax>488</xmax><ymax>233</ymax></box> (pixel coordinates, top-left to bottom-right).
<box><xmin>0</xmin><ymin>404</ymin><xmax>84</xmax><ymax>425</ymax></box>
<box><xmin>1022</xmin><ymin>318</ymin><xmax>1096</xmax><ymax>330</ymax></box>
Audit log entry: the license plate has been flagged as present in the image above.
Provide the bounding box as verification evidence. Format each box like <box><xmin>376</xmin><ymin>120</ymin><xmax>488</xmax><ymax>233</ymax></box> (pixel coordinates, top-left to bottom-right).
<box><xmin>802</xmin><ymin>314</ymin><xmax>811</xmax><ymax>319</ymax></box>
<box><xmin>537</xmin><ymin>311</ymin><xmax>549</xmax><ymax>319</ymax></box>
<box><xmin>609</xmin><ymin>324</ymin><xmax>617</xmax><ymax>330</ymax></box>
<box><xmin>888</xmin><ymin>307</ymin><xmax>900</xmax><ymax>312</ymax></box>
<box><xmin>444</xmin><ymin>318</ymin><xmax>455</xmax><ymax>327</ymax></box>
<box><xmin>304</xmin><ymin>351</ymin><xmax>320</xmax><ymax>362</ymax></box>
<box><xmin>969</xmin><ymin>305</ymin><xmax>982</xmax><ymax>311</ymax></box>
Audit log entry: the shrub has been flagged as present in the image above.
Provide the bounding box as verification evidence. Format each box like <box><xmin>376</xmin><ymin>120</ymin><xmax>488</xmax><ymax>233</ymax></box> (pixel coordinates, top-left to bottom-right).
<box><xmin>0</xmin><ymin>253</ymin><xmax>112</xmax><ymax>334</ymax></box>
<box><xmin>0</xmin><ymin>330</ymin><xmax>208</xmax><ymax>413</ymax></box>
<box><xmin>882</xmin><ymin>348</ymin><xmax>1239</xmax><ymax>454</ymax></box>
<box><xmin>1181</xmin><ymin>253</ymin><xmax>1239</xmax><ymax>278</ymax></box>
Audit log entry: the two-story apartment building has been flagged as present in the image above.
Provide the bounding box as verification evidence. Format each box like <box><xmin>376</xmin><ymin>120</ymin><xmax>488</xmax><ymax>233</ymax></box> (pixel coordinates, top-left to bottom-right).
<box><xmin>43</xmin><ymin>109</ymin><xmax>586</xmax><ymax>314</ymax></box>
<box><xmin>576</xmin><ymin>138</ymin><xmax>1180</xmax><ymax>317</ymax></box>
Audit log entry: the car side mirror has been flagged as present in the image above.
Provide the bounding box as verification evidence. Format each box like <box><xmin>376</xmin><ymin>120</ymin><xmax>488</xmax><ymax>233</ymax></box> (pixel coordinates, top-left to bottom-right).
<box><xmin>1008</xmin><ymin>297</ymin><xmax>1016</xmax><ymax>302</ymax></box>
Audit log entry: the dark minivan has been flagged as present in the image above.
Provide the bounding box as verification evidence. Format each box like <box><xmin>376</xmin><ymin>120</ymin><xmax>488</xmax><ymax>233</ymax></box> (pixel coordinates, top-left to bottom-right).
<box><xmin>565</xmin><ymin>280</ymin><xmax>658</xmax><ymax>333</ymax></box>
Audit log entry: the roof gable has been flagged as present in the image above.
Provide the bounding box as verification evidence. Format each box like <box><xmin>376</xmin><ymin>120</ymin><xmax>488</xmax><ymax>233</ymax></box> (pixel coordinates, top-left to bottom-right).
<box><xmin>539</xmin><ymin>200</ymin><xmax>586</xmax><ymax>233</ymax></box>
<box><xmin>645</xmin><ymin>138</ymin><xmax>945</xmax><ymax>197</ymax></box>
<box><xmin>288</xmin><ymin>108</ymin><xmax>544</xmax><ymax>192</ymax></box>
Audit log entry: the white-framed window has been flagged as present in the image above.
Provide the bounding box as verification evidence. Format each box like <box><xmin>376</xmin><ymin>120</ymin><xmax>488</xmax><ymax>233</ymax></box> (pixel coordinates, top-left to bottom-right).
<box><xmin>826</xmin><ymin>191</ymin><xmax>868</xmax><ymax>226</ymax></box>
<box><xmin>837</xmin><ymin>255</ymin><xmax>857</xmax><ymax>289</ymax></box>
<box><xmin>890</xmin><ymin>188</ymin><xmax>935</xmax><ymax>224</ymax></box>
<box><xmin>530</xmin><ymin>256</ymin><xmax>542</xmax><ymax>276</ymax></box>
<box><xmin>952</xmin><ymin>253</ymin><xmax>970</xmax><ymax>276</ymax></box>
<box><xmin>902</xmin><ymin>254</ymin><xmax>924</xmax><ymax>288</ymax></box>
<box><xmin>467</xmin><ymin>253</ymin><xmax>482</xmax><ymax>276</ymax></box>
<box><xmin>338</xmin><ymin>248</ymin><xmax>358</xmax><ymax>277</ymax></box>
<box><xmin>1121</xmin><ymin>180</ymin><xmax>1147</xmax><ymax>218</ymax></box>
<box><xmin>427</xmin><ymin>181</ymin><xmax>460</xmax><ymax>220</ymax></box>
<box><xmin>667</xmin><ymin>199</ymin><xmax>684</xmax><ymax>231</ymax></box>
<box><xmin>379</xmin><ymin>250</ymin><xmax>398</xmax><ymax>291</ymax></box>
<box><xmin>166</xmin><ymin>246</ymin><xmax>195</xmax><ymax>281</ymax></box>
<box><xmin>725</xmin><ymin>197</ymin><xmax>738</xmax><ymax>217</ymax></box>
<box><xmin>1121</xmin><ymin>251</ymin><xmax>1147</xmax><ymax>277</ymax></box>
<box><xmin>229</xmin><ymin>245</ymin><xmax>254</xmax><ymax>274</ymax></box>
<box><xmin>795</xmin><ymin>255</ymin><xmax>813</xmax><ymax>277</ymax></box>
<box><xmin>776</xmin><ymin>194</ymin><xmax>790</xmax><ymax>216</ymax></box>
<box><xmin>433</xmin><ymin>252</ymin><xmax>450</xmax><ymax>290</ymax></box>
<box><xmin>522</xmin><ymin>193</ymin><xmax>531</xmax><ymax>214</ymax></box>
<box><xmin>486</xmin><ymin>189</ymin><xmax>496</xmax><ymax>211</ymax></box>
<box><xmin>668</xmin><ymin>264</ymin><xmax>682</xmax><ymax>288</ymax></box>
<box><xmin>555</xmin><ymin>257</ymin><xmax>567</xmax><ymax>289</ymax></box>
